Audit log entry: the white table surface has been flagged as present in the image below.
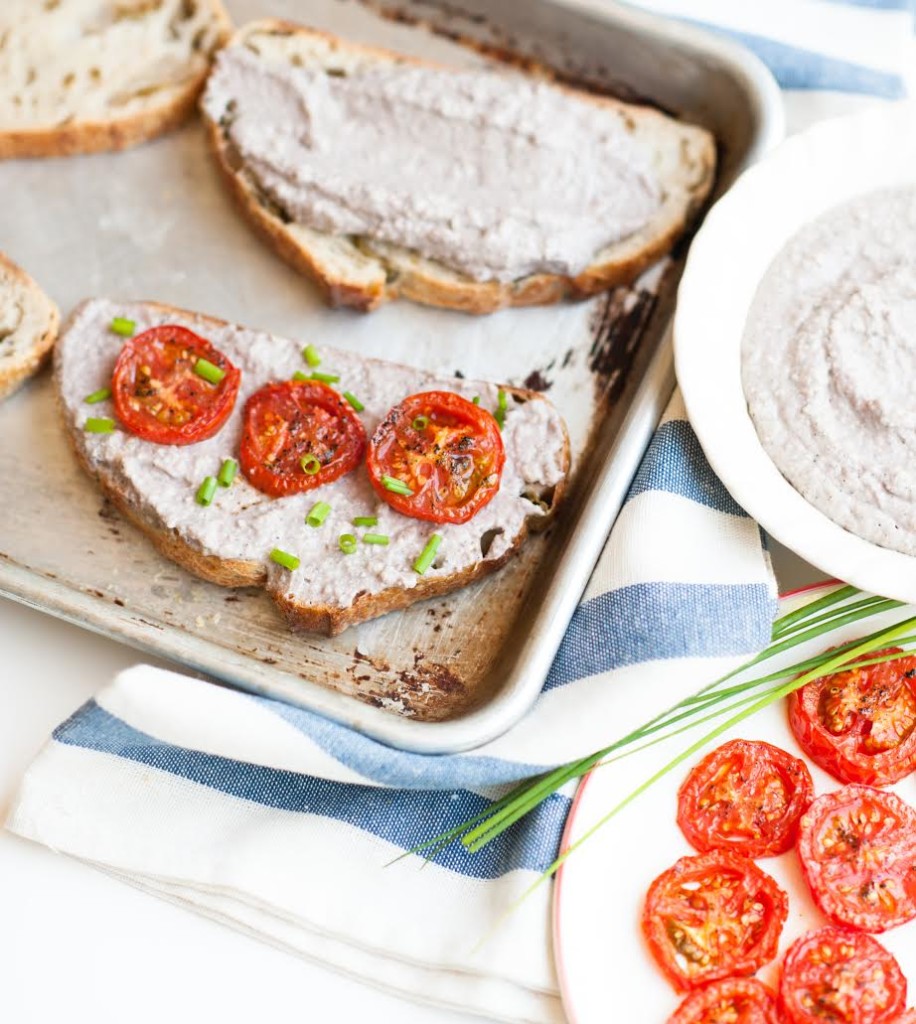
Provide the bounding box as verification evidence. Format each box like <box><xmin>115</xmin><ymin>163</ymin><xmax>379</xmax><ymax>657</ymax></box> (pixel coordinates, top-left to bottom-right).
<box><xmin>0</xmin><ymin>534</ymin><xmax>819</xmax><ymax>1024</ymax></box>
<box><xmin>0</xmin><ymin>596</ymin><xmax>486</xmax><ymax>1024</ymax></box>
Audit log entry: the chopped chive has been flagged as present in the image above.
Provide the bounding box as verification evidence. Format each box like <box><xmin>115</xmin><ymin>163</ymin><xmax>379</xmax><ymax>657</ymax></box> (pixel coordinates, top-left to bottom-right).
<box><xmin>381</xmin><ymin>475</ymin><xmax>414</xmax><ymax>496</ymax></box>
<box><xmin>110</xmin><ymin>317</ymin><xmax>135</xmax><ymax>337</ymax></box>
<box><xmin>193</xmin><ymin>358</ymin><xmax>226</xmax><ymax>385</ymax></box>
<box><xmin>495</xmin><ymin>389</ymin><xmax>508</xmax><ymax>429</ymax></box>
<box><xmin>217</xmin><ymin>458</ymin><xmax>238</xmax><ymax>487</ymax></box>
<box><xmin>84</xmin><ymin>417</ymin><xmax>115</xmax><ymax>433</ymax></box>
<box><xmin>411</xmin><ymin>415</ymin><xmax>429</xmax><ymax>430</ymax></box>
<box><xmin>343</xmin><ymin>391</ymin><xmax>364</xmax><ymax>412</ymax></box>
<box><xmin>413</xmin><ymin>534</ymin><xmax>442</xmax><ymax>575</ymax></box>
<box><xmin>363</xmin><ymin>533</ymin><xmax>389</xmax><ymax>546</ymax></box>
<box><xmin>84</xmin><ymin>386</ymin><xmax>111</xmax><ymax>405</ymax></box>
<box><xmin>196</xmin><ymin>476</ymin><xmax>218</xmax><ymax>506</ymax></box>
<box><xmin>292</xmin><ymin>370</ymin><xmax>309</xmax><ymax>382</ymax></box>
<box><xmin>311</xmin><ymin>370</ymin><xmax>340</xmax><ymax>384</ymax></box>
<box><xmin>300</xmin><ymin>454</ymin><xmax>321</xmax><ymax>475</ymax></box>
<box><xmin>306</xmin><ymin>501</ymin><xmax>331</xmax><ymax>527</ymax></box>
<box><xmin>302</xmin><ymin>343</ymin><xmax>322</xmax><ymax>368</ymax></box>
<box><xmin>352</xmin><ymin>515</ymin><xmax>378</xmax><ymax>528</ymax></box>
<box><xmin>270</xmin><ymin>548</ymin><xmax>300</xmax><ymax>571</ymax></box>
<box><xmin>339</xmin><ymin>533</ymin><xmax>357</xmax><ymax>555</ymax></box>
<box><xmin>472</xmin><ymin>395</ymin><xmax>480</xmax><ymax>405</ymax></box>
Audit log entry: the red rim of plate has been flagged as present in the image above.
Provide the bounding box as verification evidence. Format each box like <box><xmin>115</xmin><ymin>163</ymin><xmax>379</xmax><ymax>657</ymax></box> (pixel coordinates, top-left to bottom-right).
<box><xmin>552</xmin><ymin>578</ymin><xmax>839</xmax><ymax>1024</ymax></box>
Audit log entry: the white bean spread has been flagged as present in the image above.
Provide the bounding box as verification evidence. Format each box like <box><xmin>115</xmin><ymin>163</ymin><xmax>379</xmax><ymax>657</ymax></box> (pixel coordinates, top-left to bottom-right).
<box><xmin>202</xmin><ymin>47</ymin><xmax>662</xmax><ymax>283</ymax></box>
<box><xmin>742</xmin><ymin>186</ymin><xmax>916</xmax><ymax>555</ymax></box>
<box><xmin>58</xmin><ymin>300</ymin><xmax>569</xmax><ymax>608</ymax></box>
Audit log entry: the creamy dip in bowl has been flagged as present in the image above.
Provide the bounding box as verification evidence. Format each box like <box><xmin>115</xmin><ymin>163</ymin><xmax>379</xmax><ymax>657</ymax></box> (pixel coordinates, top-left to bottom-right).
<box><xmin>742</xmin><ymin>186</ymin><xmax>916</xmax><ymax>556</ymax></box>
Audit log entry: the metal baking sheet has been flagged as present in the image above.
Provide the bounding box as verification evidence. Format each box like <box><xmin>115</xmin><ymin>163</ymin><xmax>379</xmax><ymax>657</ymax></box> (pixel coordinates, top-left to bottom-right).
<box><xmin>0</xmin><ymin>0</ymin><xmax>782</xmax><ymax>752</ymax></box>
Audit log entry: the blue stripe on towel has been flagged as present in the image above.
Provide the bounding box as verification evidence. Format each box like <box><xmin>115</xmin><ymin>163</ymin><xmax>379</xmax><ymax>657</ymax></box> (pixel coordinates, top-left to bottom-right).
<box><xmin>249</xmin><ymin>696</ymin><xmax>546</xmax><ymax>790</ymax></box>
<box><xmin>52</xmin><ymin>702</ymin><xmax>569</xmax><ymax>879</ymax></box>
<box><xmin>544</xmin><ymin>581</ymin><xmax>775</xmax><ymax>691</ymax></box>
<box><xmin>684</xmin><ymin>19</ymin><xmax>907</xmax><ymax>97</ymax></box>
<box><xmin>825</xmin><ymin>0</ymin><xmax>913</xmax><ymax>11</ymax></box>
<box><xmin>626</xmin><ymin>420</ymin><xmax>748</xmax><ymax>516</ymax></box>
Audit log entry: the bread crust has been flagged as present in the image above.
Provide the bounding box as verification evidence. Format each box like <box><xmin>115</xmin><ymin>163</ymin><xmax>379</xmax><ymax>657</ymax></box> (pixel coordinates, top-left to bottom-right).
<box><xmin>0</xmin><ymin>1</ymin><xmax>233</xmax><ymax>160</ymax></box>
<box><xmin>203</xmin><ymin>19</ymin><xmax>717</xmax><ymax>313</ymax></box>
<box><xmin>0</xmin><ymin>252</ymin><xmax>59</xmax><ymax>401</ymax></box>
<box><xmin>56</xmin><ymin>299</ymin><xmax>570</xmax><ymax>635</ymax></box>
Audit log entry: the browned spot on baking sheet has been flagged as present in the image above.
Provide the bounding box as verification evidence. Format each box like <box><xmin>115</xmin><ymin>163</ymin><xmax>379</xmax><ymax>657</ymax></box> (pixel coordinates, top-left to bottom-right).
<box><xmin>588</xmin><ymin>285</ymin><xmax>658</xmax><ymax>402</ymax></box>
<box><xmin>523</xmin><ymin>368</ymin><xmax>552</xmax><ymax>392</ymax></box>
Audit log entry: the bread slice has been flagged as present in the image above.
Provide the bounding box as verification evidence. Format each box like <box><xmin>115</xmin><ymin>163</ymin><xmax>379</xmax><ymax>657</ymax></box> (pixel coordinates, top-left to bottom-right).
<box><xmin>0</xmin><ymin>0</ymin><xmax>232</xmax><ymax>159</ymax></box>
<box><xmin>0</xmin><ymin>253</ymin><xmax>59</xmax><ymax>401</ymax></box>
<box><xmin>55</xmin><ymin>299</ymin><xmax>571</xmax><ymax>635</ymax></box>
<box><xmin>201</xmin><ymin>20</ymin><xmax>717</xmax><ymax>313</ymax></box>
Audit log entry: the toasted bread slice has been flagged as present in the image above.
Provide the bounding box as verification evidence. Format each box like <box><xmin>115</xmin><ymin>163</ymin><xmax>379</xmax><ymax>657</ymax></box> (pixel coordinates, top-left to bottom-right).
<box><xmin>55</xmin><ymin>299</ymin><xmax>570</xmax><ymax>635</ymax></box>
<box><xmin>201</xmin><ymin>20</ymin><xmax>717</xmax><ymax>313</ymax></box>
<box><xmin>0</xmin><ymin>0</ymin><xmax>232</xmax><ymax>159</ymax></box>
<box><xmin>0</xmin><ymin>253</ymin><xmax>59</xmax><ymax>401</ymax></box>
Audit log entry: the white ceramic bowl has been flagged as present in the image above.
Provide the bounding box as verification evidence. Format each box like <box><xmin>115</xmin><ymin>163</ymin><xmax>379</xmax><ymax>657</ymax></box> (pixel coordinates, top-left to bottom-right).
<box><xmin>675</xmin><ymin>102</ymin><xmax>916</xmax><ymax>601</ymax></box>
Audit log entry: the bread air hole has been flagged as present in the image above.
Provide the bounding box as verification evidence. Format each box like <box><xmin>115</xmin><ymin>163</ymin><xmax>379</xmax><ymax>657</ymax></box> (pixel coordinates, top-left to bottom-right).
<box><xmin>521</xmin><ymin>485</ymin><xmax>556</xmax><ymax>511</ymax></box>
<box><xmin>480</xmin><ymin>528</ymin><xmax>504</xmax><ymax>558</ymax></box>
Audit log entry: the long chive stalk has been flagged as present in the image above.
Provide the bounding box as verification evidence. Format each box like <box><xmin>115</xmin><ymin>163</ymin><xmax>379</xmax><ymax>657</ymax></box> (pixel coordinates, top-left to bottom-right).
<box><xmin>405</xmin><ymin>587</ymin><xmax>916</xmax><ymax>874</ymax></box>
<box><xmin>769</xmin><ymin>583</ymin><xmax>855</xmax><ymax>634</ymax></box>
<box><xmin>597</xmin><ymin>594</ymin><xmax>907</xmax><ymax>750</ymax></box>
<box><xmin>772</xmin><ymin>595</ymin><xmax>903</xmax><ymax>641</ymax></box>
<box><xmin>523</xmin><ymin>613</ymin><xmax>916</xmax><ymax>893</ymax></box>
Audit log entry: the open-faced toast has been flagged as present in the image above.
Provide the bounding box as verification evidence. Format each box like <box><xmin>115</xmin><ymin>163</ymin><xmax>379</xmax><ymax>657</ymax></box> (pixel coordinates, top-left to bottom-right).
<box><xmin>201</xmin><ymin>20</ymin><xmax>717</xmax><ymax>313</ymax></box>
<box><xmin>0</xmin><ymin>0</ymin><xmax>232</xmax><ymax>159</ymax></box>
<box><xmin>0</xmin><ymin>253</ymin><xmax>59</xmax><ymax>401</ymax></box>
<box><xmin>55</xmin><ymin>299</ymin><xmax>571</xmax><ymax>634</ymax></box>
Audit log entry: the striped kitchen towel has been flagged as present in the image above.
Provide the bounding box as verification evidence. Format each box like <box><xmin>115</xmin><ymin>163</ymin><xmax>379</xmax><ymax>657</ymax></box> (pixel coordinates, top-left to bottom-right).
<box><xmin>6</xmin><ymin>396</ymin><xmax>775</xmax><ymax>1024</ymax></box>
<box><xmin>629</xmin><ymin>0</ymin><xmax>915</xmax><ymax>102</ymax></box>
<box><xmin>7</xmin><ymin>3</ymin><xmax>912</xmax><ymax>1022</ymax></box>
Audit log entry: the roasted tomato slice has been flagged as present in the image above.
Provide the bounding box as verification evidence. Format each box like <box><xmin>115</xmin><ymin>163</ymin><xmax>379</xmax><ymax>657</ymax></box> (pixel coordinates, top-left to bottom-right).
<box><xmin>642</xmin><ymin>851</ymin><xmax>788</xmax><ymax>991</ymax></box>
<box><xmin>779</xmin><ymin>927</ymin><xmax>907</xmax><ymax>1024</ymax></box>
<box><xmin>366</xmin><ymin>390</ymin><xmax>505</xmax><ymax>524</ymax></box>
<box><xmin>797</xmin><ymin>784</ymin><xmax>916</xmax><ymax>933</ymax></box>
<box><xmin>668</xmin><ymin>978</ymin><xmax>781</xmax><ymax>1024</ymax></box>
<box><xmin>677</xmin><ymin>739</ymin><xmax>814</xmax><ymax>858</ymax></box>
<box><xmin>239</xmin><ymin>380</ymin><xmax>367</xmax><ymax>498</ymax></box>
<box><xmin>788</xmin><ymin>648</ymin><xmax>916</xmax><ymax>786</ymax></box>
<box><xmin>111</xmin><ymin>324</ymin><xmax>241</xmax><ymax>445</ymax></box>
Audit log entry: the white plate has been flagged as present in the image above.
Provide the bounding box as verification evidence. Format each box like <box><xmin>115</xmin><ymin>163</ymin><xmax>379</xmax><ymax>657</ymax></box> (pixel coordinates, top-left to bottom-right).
<box><xmin>553</xmin><ymin>584</ymin><xmax>916</xmax><ymax>1023</ymax></box>
<box><xmin>674</xmin><ymin>102</ymin><xmax>916</xmax><ymax>603</ymax></box>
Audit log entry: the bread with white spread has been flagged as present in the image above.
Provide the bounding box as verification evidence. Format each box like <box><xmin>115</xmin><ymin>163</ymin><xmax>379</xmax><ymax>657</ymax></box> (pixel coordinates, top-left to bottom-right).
<box><xmin>0</xmin><ymin>0</ymin><xmax>232</xmax><ymax>159</ymax></box>
<box><xmin>201</xmin><ymin>20</ymin><xmax>717</xmax><ymax>313</ymax></box>
<box><xmin>0</xmin><ymin>253</ymin><xmax>59</xmax><ymax>401</ymax></box>
<box><xmin>55</xmin><ymin>299</ymin><xmax>571</xmax><ymax>634</ymax></box>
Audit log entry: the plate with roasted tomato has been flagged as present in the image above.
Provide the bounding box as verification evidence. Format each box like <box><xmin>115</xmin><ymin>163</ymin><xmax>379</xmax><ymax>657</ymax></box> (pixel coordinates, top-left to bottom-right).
<box><xmin>553</xmin><ymin>582</ymin><xmax>916</xmax><ymax>1023</ymax></box>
